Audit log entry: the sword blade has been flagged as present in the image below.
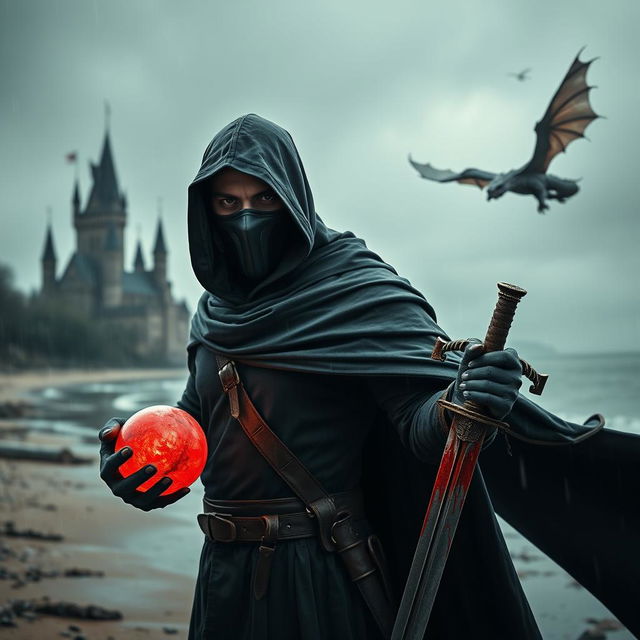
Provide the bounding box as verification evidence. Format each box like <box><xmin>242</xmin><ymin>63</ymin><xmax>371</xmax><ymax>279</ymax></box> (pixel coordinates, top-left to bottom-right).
<box><xmin>391</xmin><ymin>418</ymin><xmax>485</xmax><ymax>640</ymax></box>
<box><xmin>391</xmin><ymin>427</ymin><xmax>459</xmax><ymax>639</ymax></box>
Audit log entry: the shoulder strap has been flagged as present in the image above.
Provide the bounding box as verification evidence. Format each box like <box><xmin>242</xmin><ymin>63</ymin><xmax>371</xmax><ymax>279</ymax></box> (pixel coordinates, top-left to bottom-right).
<box><xmin>216</xmin><ymin>355</ymin><xmax>396</xmax><ymax>637</ymax></box>
<box><xmin>215</xmin><ymin>355</ymin><xmax>337</xmax><ymax>552</ymax></box>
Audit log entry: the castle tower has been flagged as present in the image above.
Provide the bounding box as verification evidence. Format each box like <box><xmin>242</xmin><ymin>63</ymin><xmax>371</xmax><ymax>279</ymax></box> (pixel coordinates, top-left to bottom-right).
<box><xmin>152</xmin><ymin>217</ymin><xmax>167</xmax><ymax>287</ymax></box>
<box><xmin>102</xmin><ymin>222</ymin><xmax>123</xmax><ymax>307</ymax></box>
<box><xmin>152</xmin><ymin>216</ymin><xmax>171</xmax><ymax>357</ymax></box>
<box><xmin>74</xmin><ymin>129</ymin><xmax>126</xmax><ymax>260</ymax></box>
<box><xmin>41</xmin><ymin>222</ymin><xmax>57</xmax><ymax>296</ymax></box>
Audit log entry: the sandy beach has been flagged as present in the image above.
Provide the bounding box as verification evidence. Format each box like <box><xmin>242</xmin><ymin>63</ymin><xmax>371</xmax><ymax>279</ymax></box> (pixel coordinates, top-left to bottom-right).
<box><xmin>0</xmin><ymin>368</ymin><xmax>202</xmax><ymax>640</ymax></box>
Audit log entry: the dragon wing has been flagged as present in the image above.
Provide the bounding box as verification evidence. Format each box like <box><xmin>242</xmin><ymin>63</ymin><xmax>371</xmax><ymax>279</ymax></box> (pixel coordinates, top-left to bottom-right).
<box><xmin>523</xmin><ymin>49</ymin><xmax>600</xmax><ymax>175</ymax></box>
<box><xmin>408</xmin><ymin>156</ymin><xmax>496</xmax><ymax>190</ymax></box>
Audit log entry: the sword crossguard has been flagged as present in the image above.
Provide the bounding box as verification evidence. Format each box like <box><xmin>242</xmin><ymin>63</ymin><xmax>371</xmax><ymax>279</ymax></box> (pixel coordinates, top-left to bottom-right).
<box><xmin>437</xmin><ymin>398</ymin><xmax>510</xmax><ymax>439</ymax></box>
<box><xmin>431</xmin><ymin>336</ymin><xmax>549</xmax><ymax>396</ymax></box>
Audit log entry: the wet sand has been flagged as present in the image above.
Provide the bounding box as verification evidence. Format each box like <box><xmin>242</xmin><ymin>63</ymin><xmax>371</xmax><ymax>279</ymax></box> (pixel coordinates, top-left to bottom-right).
<box><xmin>0</xmin><ymin>368</ymin><xmax>201</xmax><ymax>640</ymax></box>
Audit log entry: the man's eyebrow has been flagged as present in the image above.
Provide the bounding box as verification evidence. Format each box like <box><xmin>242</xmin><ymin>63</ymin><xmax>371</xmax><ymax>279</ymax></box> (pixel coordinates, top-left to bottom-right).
<box><xmin>211</xmin><ymin>189</ymin><xmax>277</xmax><ymax>198</ymax></box>
<box><xmin>211</xmin><ymin>191</ymin><xmax>238</xmax><ymax>198</ymax></box>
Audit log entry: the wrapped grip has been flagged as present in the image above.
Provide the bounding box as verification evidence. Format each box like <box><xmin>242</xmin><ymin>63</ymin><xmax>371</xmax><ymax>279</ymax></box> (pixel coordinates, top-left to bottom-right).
<box><xmin>483</xmin><ymin>283</ymin><xmax>527</xmax><ymax>353</ymax></box>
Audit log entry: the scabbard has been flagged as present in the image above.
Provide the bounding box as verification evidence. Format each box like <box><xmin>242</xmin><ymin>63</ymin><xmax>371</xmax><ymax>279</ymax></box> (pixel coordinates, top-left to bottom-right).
<box><xmin>331</xmin><ymin>512</ymin><xmax>396</xmax><ymax>639</ymax></box>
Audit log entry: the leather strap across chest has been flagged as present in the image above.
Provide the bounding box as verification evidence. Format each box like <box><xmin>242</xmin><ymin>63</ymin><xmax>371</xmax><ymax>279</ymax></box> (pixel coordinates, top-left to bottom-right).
<box><xmin>216</xmin><ymin>354</ymin><xmax>338</xmax><ymax>552</ymax></box>
<box><xmin>213</xmin><ymin>354</ymin><xmax>395</xmax><ymax>638</ymax></box>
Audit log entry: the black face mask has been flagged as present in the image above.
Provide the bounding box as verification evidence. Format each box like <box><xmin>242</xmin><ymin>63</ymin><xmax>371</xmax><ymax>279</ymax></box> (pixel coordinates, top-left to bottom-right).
<box><xmin>215</xmin><ymin>208</ymin><xmax>290</xmax><ymax>282</ymax></box>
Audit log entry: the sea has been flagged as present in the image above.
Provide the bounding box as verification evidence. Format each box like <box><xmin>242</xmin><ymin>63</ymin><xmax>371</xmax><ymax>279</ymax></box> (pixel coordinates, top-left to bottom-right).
<box><xmin>20</xmin><ymin>351</ymin><xmax>640</xmax><ymax>640</ymax></box>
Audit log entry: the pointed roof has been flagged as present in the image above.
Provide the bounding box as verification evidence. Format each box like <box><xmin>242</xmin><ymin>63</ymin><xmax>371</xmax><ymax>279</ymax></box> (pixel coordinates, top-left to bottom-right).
<box><xmin>153</xmin><ymin>218</ymin><xmax>167</xmax><ymax>254</ymax></box>
<box><xmin>41</xmin><ymin>223</ymin><xmax>57</xmax><ymax>262</ymax></box>
<box><xmin>59</xmin><ymin>252</ymin><xmax>98</xmax><ymax>287</ymax></box>
<box><xmin>123</xmin><ymin>272</ymin><xmax>159</xmax><ymax>296</ymax></box>
<box><xmin>84</xmin><ymin>131</ymin><xmax>124</xmax><ymax>215</ymax></box>
<box><xmin>134</xmin><ymin>240</ymin><xmax>145</xmax><ymax>270</ymax></box>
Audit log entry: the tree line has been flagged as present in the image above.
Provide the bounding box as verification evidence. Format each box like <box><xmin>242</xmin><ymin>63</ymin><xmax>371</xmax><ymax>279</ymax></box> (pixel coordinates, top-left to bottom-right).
<box><xmin>0</xmin><ymin>263</ymin><xmax>148</xmax><ymax>369</ymax></box>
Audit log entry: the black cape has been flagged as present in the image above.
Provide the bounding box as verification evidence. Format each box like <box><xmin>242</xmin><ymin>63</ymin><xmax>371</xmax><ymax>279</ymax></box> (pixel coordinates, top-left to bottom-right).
<box><xmin>187</xmin><ymin>114</ymin><xmax>640</xmax><ymax>636</ymax></box>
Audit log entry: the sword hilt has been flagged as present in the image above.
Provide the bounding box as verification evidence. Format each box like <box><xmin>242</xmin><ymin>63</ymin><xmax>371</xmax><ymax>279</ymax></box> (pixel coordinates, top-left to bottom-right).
<box><xmin>467</xmin><ymin>283</ymin><xmax>524</xmax><ymax>431</ymax></box>
<box><xmin>431</xmin><ymin>283</ymin><xmax>548</xmax><ymax>395</ymax></box>
<box><xmin>431</xmin><ymin>338</ymin><xmax>548</xmax><ymax>395</ymax></box>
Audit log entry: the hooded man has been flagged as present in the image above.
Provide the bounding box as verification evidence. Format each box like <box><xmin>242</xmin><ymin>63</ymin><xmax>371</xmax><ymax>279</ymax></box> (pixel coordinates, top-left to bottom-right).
<box><xmin>99</xmin><ymin>114</ymin><xmax>639</xmax><ymax>640</ymax></box>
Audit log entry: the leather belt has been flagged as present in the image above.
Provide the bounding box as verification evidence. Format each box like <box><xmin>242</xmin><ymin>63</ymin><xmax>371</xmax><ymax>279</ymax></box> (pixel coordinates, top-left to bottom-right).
<box><xmin>203</xmin><ymin>488</ymin><xmax>364</xmax><ymax>517</ymax></box>
<box><xmin>198</xmin><ymin>489</ymin><xmax>366</xmax><ymax>543</ymax></box>
<box><xmin>198</xmin><ymin>510</ymin><xmax>317</xmax><ymax>543</ymax></box>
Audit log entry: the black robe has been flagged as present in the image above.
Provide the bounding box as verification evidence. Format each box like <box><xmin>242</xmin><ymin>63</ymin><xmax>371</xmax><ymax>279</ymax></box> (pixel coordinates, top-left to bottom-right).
<box><xmin>183</xmin><ymin>114</ymin><xmax>640</xmax><ymax>638</ymax></box>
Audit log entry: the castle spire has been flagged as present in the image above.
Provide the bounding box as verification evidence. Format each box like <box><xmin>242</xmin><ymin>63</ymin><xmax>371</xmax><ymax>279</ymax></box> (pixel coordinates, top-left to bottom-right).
<box><xmin>41</xmin><ymin>215</ymin><xmax>57</xmax><ymax>295</ymax></box>
<box><xmin>41</xmin><ymin>220</ymin><xmax>57</xmax><ymax>263</ymax></box>
<box><xmin>72</xmin><ymin>178</ymin><xmax>81</xmax><ymax>217</ymax></box>
<box><xmin>152</xmin><ymin>213</ymin><xmax>168</xmax><ymax>287</ymax></box>
<box><xmin>85</xmin><ymin>118</ymin><xmax>123</xmax><ymax>214</ymax></box>
<box><xmin>153</xmin><ymin>217</ymin><xmax>167</xmax><ymax>255</ymax></box>
<box><xmin>134</xmin><ymin>239</ymin><xmax>146</xmax><ymax>272</ymax></box>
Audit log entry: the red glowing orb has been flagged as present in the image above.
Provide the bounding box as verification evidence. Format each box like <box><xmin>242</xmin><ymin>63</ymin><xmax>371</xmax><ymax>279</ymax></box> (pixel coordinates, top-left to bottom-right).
<box><xmin>115</xmin><ymin>405</ymin><xmax>207</xmax><ymax>495</ymax></box>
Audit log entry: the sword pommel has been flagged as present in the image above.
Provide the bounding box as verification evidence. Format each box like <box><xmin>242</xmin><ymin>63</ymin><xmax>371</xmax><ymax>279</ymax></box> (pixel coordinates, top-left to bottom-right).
<box><xmin>484</xmin><ymin>282</ymin><xmax>527</xmax><ymax>353</ymax></box>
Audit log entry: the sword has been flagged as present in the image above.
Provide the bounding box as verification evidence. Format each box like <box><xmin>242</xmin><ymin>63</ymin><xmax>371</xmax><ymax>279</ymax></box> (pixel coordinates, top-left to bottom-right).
<box><xmin>391</xmin><ymin>282</ymin><xmax>548</xmax><ymax>640</ymax></box>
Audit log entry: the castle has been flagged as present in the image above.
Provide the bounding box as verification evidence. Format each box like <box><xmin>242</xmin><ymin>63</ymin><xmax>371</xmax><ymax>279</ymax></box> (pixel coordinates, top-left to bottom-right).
<box><xmin>40</xmin><ymin>127</ymin><xmax>190</xmax><ymax>364</ymax></box>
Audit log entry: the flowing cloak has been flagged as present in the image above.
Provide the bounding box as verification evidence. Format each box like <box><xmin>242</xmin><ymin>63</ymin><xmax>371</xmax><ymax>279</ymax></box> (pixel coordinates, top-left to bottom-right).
<box><xmin>186</xmin><ymin>114</ymin><xmax>640</xmax><ymax>636</ymax></box>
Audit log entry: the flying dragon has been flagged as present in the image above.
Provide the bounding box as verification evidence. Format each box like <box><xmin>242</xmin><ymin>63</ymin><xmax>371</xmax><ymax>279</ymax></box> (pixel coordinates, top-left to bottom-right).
<box><xmin>409</xmin><ymin>50</ymin><xmax>601</xmax><ymax>213</ymax></box>
<box><xmin>508</xmin><ymin>67</ymin><xmax>531</xmax><ymax>82</ymax></box>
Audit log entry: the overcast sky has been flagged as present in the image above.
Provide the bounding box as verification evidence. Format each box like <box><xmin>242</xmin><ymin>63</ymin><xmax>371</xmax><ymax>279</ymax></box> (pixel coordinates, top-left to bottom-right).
<box><xmin>1</xmin><ymin>0</ymin><xmax>638</xmax><ymax>354</ymax></box>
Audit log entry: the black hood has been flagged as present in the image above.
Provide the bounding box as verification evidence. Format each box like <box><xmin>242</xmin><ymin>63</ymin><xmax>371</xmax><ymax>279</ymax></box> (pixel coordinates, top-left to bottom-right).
<box><xmin>188</xmin><ymin>114</ymin><xmax>334</xmax><ymax>301</ymax></box>
<box><xmin>186</xmin><ymin>113</ymin><xmax>444</xmax><ymax>377</ymax></box>
<box><xmin>186</xmin><ymin>115</ymin><xmax>601</xmax><ymax>444</ymax></box>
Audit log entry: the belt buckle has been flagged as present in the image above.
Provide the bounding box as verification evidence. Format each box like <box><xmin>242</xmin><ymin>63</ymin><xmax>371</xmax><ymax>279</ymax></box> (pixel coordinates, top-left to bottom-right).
<box><xmin>218</xmin><ymin>362</ymin><xmax>240</xmax><ymax>393</ymax></box>
<box><xmin>211</xmin><ymin>513</ymin><xmax>237</xmax><ymax>542</ymax></box>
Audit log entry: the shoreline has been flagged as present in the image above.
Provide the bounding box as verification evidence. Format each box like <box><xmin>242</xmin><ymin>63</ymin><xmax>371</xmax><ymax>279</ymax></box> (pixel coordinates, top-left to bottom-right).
<box><xmin>0</xmin><ymin>367</ymin><xmax>201</xmax><ymax>640</ymax></box>
<box><xmin>0</xmin><ymin>367</ymin><xmax>187</xmax><ymax>403</ymax></box>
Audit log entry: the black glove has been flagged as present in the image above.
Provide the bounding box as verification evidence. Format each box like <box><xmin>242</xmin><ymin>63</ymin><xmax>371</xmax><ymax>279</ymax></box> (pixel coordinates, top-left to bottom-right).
<box><xmin>453</xmin><ymin>340</ymin><xmax>522</xmax><ymax>421</ymax></box>
<box><xmin>98</xmin><ymin>417</ymin><xmax>190</xmax><ymax>511</ymax></box>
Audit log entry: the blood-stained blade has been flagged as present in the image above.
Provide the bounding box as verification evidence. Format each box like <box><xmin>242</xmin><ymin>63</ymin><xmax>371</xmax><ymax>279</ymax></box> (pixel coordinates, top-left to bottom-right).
<box><xmin>391</xmin><ymin>283</ymin><xmax>528</xmax><ymax>640</ymax></box>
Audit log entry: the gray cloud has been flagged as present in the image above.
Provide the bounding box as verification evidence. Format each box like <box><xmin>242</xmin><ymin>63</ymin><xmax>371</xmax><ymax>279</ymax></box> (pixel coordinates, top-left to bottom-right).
<box><xmin>1</xmin><ymin>0</ymin><xmax>638</xmax><ymax>353</ymax></box>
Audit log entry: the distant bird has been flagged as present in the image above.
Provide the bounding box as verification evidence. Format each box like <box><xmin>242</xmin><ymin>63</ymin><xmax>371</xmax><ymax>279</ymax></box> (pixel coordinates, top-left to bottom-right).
<box><xmin>508</xmin><ymin>68</ymin><xmax>531</xmax><ymax>82</ymax></box>
<box><xmin>409</xmin><ymin>50</ymin><xmax>600</xmax><ymax>213</ymax></box>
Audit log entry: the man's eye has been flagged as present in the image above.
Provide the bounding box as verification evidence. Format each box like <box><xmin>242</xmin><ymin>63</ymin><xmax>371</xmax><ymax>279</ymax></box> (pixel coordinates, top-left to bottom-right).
<box><xmin>220</xmin><ymin>198</ymin><xmax>237</xmax><ymax>207</ymax></box>
<box><xmin>260</xmin><ymin>193</ymin><xmax>276</xmax><ymax>202</ymax></box>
